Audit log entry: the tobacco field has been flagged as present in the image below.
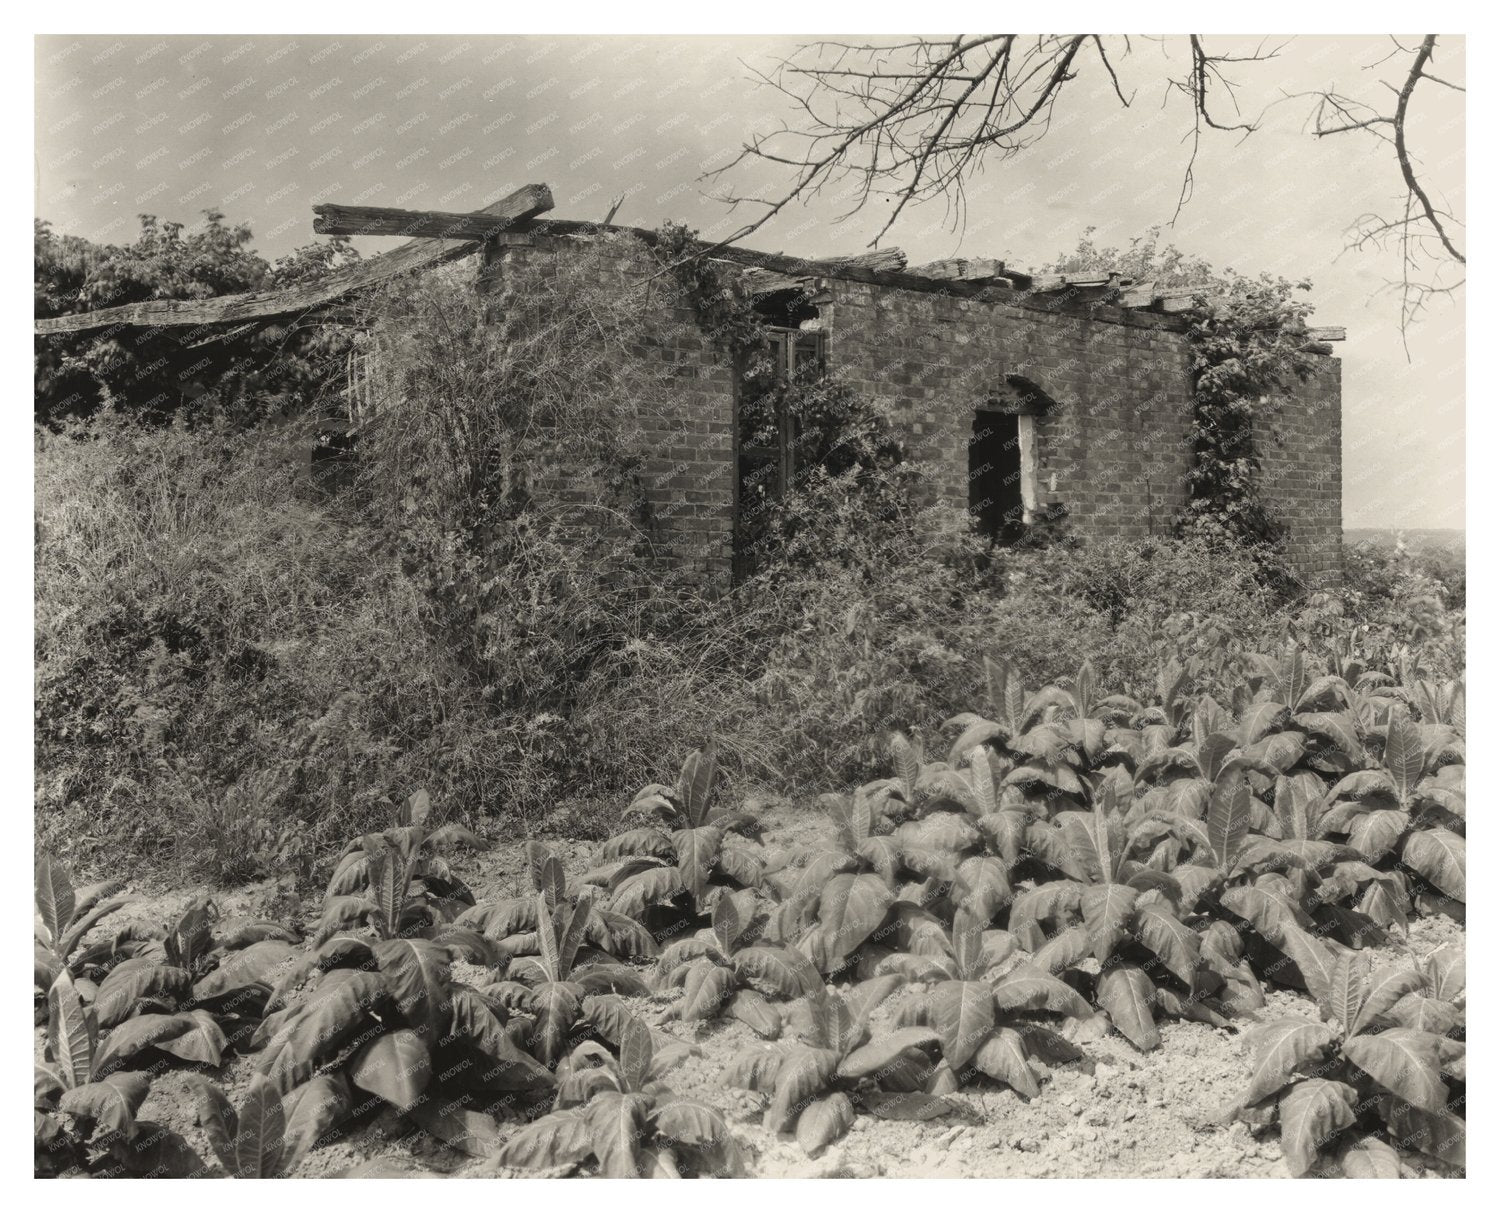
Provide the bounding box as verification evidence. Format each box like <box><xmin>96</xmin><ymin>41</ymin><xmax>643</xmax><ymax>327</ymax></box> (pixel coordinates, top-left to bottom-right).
<box><xmin>35</xmin><ymin>645</ymin><xmax>1466</xmax><ymax>1179</ymax></box>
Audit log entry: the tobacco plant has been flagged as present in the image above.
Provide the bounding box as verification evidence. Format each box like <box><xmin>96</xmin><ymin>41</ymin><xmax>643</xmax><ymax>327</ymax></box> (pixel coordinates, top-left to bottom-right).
<box><xmin>590</xmin><ymin>747</ymin><xmax>764</xmax><ymax>921</ymax></box>
<box><xmin>1323</xmin><ymin>714</ymin><xmax>1465</xmax><ymax>920</ymax></box>
<box><xmin>251</xmin><ymin>930</ymin><xmax>556</xmax><ymax>1155</ymax></box>
<box><xmin>1009</xmin><ymin>794</ymin><xmax>1232</xmax><ymax>1048</ymax></box>
<box><xmin>1213</xmin><ymin>773</ymin><xmax>1406</xmax><ymax>979</ymax></box>
<box><xmin>191</xmin><ymin>1072</ymin><xmax>352</xmax><ymax>1177</ymax></box>
<box><xmin>1226</xmin><ymin>946</ymin><xmax>1465</xmax><ymax>1176</ymax></box>
<box><xmin>59</xmin><ymin>894</ymin><xmax>302</xmax><ymax>1076</ymax></box>
<box><xmin>883</xmin><ymin>910</ymin><xmax>1093</xmax><ymax>1097</ymax></box>
<box><xmin>653</xmin><ymin>890</ymin><xmax>821</xmax><ymax>1037</ymax></box>
<box><xmin>725</xmin><ymin>978</ymin><xmax>956</xmax><ymax>1156</ymax></box>
<box><xmin>765</xmin><ymin>787</ymin><xmax>948</xmax><ymax>974</ymax></box>
<box><xmin>1408</xmin><ymin>676</ymin><xmax>1464</xmax><ymax>730</ymax></box>
<box><xmin>493</xmin><ymin>1018</ymin><xmax>744</xmax><ymax>1177</ymax></box>
<box><xmin>1240</xmin><ymin>643</ymin><xmax>1369</xmax><ymax>776</ymax></box>
<box><xmin>316</xmin><ymin>789</ymin><xmax>490</xmax><ymax>953</ymax></box>
<box><xmin>458</xmin><ymin>841</ymin><xmax>658</xmax><ymax>960</ymax></box>
<box><xmin>34</xmin><ymin>854</ymin><xmax>131</xmax><ymax>1019</ymax></box>
<box><xmin>942</xmin><ymin>659</ymin><xmax>1126</xmax><ymax>822</ymax></box>
<box><xmin>944</xmin><ymin>656</ymin><xmax>1072</xmax><ymax>770</ymax></box>
<box><xmin>853</xmin><ymin>729</ymin><xmax>932</xmax><ymax>820</ymax></box>
<box><xmin>1135</xmin><ymin>713</ymin><xmax>1277</xmax><ymax>825</ymax></box>
<box><xmin>481</xmin><ymin>892</ymin><xmax>651</xmax><ymax>1064</ymax></box>
<box><xmin>35</xmin><ymin>971</ymin><xmax>204</xmax><ymax>1177</ymax></box>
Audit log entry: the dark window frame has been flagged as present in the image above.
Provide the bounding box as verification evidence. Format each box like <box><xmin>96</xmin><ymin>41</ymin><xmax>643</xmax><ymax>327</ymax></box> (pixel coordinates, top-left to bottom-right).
<box><xmin>732</xmin><ymin>325</ymin><xmax>827</xmax><ymax>579</ymax></box>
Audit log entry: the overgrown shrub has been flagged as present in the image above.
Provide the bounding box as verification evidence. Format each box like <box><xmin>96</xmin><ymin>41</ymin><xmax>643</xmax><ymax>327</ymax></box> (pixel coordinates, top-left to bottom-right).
<box><xmin>737</xmin><ymin>522</ymin><xmax>1287</xmax><ymax>786</ymax></box>
<box><xmin>36</xmin><ymin>229</ymin><xmax>1465</xmax><ymax>888</ymax></box>
<box><xmin>34</xmin><ymin>410</ymin><xmax>517</xmax><ymax>882</ymax></box>
<box><xmin>35</xmin><ymin>240</ymin><xmax>769</xmax><ymax>882</ymax></box>
<box><xmin>35</xmin><ymin>214</ymin><xmax>357</xmax><ymax>426</ymax></box>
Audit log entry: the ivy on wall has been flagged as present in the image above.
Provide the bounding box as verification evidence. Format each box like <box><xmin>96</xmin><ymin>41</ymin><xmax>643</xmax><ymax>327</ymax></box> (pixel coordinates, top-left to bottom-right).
<box><xmin>1175</xmin><ymin>273</ymin><xmax>1317</xmax><ymax>576</ymax></box>
<box><xmin>652</xmin><ymin>221</ymin><xmax>766</xmax><ymax>355</ymax></box>
<box><xmin>1042</xmin><ymin>228</ymin><xmax>1320</xmax><ymax>582</ymax></box>
<box><xmin>662</xmin><ymin>222</ymin><xmax>1324</xmax><ymax>587</ymax></box>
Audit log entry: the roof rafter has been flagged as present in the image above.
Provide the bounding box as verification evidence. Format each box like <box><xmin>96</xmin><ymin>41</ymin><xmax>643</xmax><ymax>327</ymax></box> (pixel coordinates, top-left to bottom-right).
<box><xmin>34</xmin><ymin>185</ymin><xmax>553</xmax><ymax>336</ymax></box>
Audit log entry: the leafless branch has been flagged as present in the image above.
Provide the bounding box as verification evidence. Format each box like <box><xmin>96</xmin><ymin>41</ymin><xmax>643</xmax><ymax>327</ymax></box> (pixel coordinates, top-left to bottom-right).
<box><xmin>1306</xmin><ymin>34</ymin><xmax>1464</xmax><ymax>339</ymax></box>
<box><xmin>705</xmin><ymin>32</ymin><xmax>1463</xmax><ymax>337</ymax></box>
<box><xmin>706</xmin><ymin>35</ymin><xmax>1281</xmax><ymax>248</ymax></box>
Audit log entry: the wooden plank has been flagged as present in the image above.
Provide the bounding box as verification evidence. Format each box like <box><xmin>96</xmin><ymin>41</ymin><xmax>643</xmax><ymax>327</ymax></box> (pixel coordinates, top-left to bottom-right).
<box><xmin>735</xmin><ymin>248</ymin><xmax>903</xmax><ymax>296</ymax></box>
<box><xmin>35</xmin><ymin>185</ymin><xmax>554</xmax><ymax>335</ymax></box>
<box><xmin>311</xmin><ymin>187</ymin><xmax>553</xmax><ymax>238</ymax></box>
<box><xmin>737</xmin><ymin>268</ymin><xmax>820</xmax><ymax>296</ymax></box>
<box><xmin>910</xmin><ymin>256</ymin><xmax>1005</xmax><ymax>281</ymax></box>
<box><xmin>736</xmin><ymin>246</ymin><xmax>906</xmax><ymax>291</ymax></box>
<box><xmin>1119</xmin><ymin>280</ymin><xmax>1158</xmax><ymax>308</ymax></box>
<box><xmin>1029</xmin><ymin>271</ymin><xmax>1130</xmax><ymax>294</ymax></box>
<box><xmin>1063</xmin><ymin>272</ymin><xmax>1116</xmax><ymax>288</ymax></box>
<box><xmin>820</xmin><ymin>248</ymin><xmax>906</xmax><ymax>273</ymax></box>
<box><xmin>1151</xmin><ymin>285</ymin><xmax>1214</xmax><ymax>314</ymax></box>
<box><xmin>1307</xmin><ymin>325</ymin><xmax>1346</xmax><ymax>342</ymax></box>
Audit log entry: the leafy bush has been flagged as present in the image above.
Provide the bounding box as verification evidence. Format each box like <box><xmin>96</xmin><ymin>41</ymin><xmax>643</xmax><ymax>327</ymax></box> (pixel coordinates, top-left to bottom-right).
<box><xmin>35</xmin><ymin>213</ymin><xmax>356</xmax><ymax>426</ymax></box>
<box><xmin>36</xmin><ymin>226</ymin><xmax>1465</xmax><ymax>890</ymax></box>
<box><xmin>34</xmin><ymin>410</ymin><xmax>515</xmax><ymax>879</ymax></box>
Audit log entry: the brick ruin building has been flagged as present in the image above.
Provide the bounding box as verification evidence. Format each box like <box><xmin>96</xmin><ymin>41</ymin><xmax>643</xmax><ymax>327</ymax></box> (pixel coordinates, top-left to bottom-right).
<box><xmin>37</xmin><ymin>184</ymin><xmax>1345</xmax><ymax>587</ymax></box>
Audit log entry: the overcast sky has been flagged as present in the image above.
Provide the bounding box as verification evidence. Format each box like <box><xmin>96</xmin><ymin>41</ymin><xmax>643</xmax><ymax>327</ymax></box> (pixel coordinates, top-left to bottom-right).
<box><xmin>34</xmin><ymin>33</ymin><xmax>1465</xmax><ymax>530</ymax></box>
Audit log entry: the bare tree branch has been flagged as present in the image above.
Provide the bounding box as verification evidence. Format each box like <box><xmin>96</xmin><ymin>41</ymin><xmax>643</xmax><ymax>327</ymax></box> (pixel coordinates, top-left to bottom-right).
<box><xmin>706</xmin><ymin>35</ymin><xmax>1281</xmax><ymax>248</ymax></box>
<box><xmin>1303</xmin><ymin>34</ymin><xmax>1464</xmax><ymax>339</ymax></box>
<box><xmin>705</xmin><ymin>33</ymin><xmax>1463</xmax><ymax>335</ymax></box>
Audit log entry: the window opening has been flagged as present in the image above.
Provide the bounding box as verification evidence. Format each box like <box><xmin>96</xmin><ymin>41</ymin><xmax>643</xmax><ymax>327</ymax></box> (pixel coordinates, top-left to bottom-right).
<box><xmin>733</xmin><ymin>323</ymin><xmax>826</xmax><ymax>578</ymax></box>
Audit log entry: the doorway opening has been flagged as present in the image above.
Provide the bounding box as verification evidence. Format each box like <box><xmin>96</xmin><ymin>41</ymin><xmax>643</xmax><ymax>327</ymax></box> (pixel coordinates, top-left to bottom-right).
<box><xmin>970</xmin><ymin>410</ymin><xmax>1027</xmax><ymax>545</ymax></box>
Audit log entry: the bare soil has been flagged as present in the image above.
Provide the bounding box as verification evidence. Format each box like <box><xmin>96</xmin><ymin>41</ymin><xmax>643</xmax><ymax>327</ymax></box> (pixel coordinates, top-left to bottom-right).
<box><xmin>45</xmin><ymin>802</ymin><xmax>1465</xmax><ymax>1179</ymax></box>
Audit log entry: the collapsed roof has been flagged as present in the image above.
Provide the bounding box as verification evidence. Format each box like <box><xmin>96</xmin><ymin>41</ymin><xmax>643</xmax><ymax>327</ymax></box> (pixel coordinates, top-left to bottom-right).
<box><xmin>33</xmin><ymin>184</ymin><xmax>1345</xmax><ymax>351</ymax></box>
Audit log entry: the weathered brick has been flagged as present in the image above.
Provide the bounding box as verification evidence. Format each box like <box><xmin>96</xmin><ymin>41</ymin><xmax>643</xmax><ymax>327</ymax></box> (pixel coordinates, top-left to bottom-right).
<box><xmin>482</xmin><ymin>239</ymin><xmax>1342</xmax><ymax>590</ymax></box>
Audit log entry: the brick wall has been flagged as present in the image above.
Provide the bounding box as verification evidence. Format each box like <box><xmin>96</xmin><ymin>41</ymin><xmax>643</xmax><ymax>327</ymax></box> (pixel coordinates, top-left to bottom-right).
<box><xmin>474</xmin><ymin>238</ymin><xmax>1343</xmax><ymax>590</ymax></box>
<box><xmin>824</xmin><ymin>278</ymin><xmax>1343</xmax><ymax>586</ymax></box>
<box><xmin>481</xmin><ymin>234</ymin><xmax>737</xmax><ymax>582</ymax></box>
<box><xmin>1254</xmin><ymin>357</ymin><xmax>1344</xmax><ymax>587</ymax></box>
<box><xmin>824</xmin><ymin>280</ymin><xmax>1196</xmax><ymax>543</ymax></box>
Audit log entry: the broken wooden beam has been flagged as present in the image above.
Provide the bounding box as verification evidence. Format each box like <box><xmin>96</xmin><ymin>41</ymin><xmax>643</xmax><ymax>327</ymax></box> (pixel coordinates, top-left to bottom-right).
<box><xmin>821</xmin><ymin>248</ymin><xmax>907</xmax><ymax>273</ymax></box>
<box><xmin>311</xmin><ymin>186</ymin><xmax>553</xmax><ymax>239</ymax></box>
<box><xmin>1152</xmin><ymin>286</ymin><xmax>1214</xmax><ymax>313</ymax></box>
<box><xmin>35</xmin><ymin>185</ymin><xmax>555</xmax><ymax>335</ymax></box>
<box><xmin>1061</xmin><ymin>272</ymin><xmax>1116</xmax><ymax>288</ymax></box>
<box><xmin>1118</xmin><ymin>280</ymin><xmax>1158</xmax><ymax>308</ymax></box>
<box><xmin>737</xmin><ymin>268</ymin><xmax>819</xmax><ymax>296</ymax></box>
<box><xmin>1307</xmin><ymin>325</ymin><xmax>1346</xmax><ymax>342</ymax></box>
<box><xmin>734</xmin><ymin>247</ymin><xmax>904</xmax><ymax>296</ymax></box>
<box><xmin>909</xmin><ymin>256</ymin><xmax>1006</xmax><ymax>282</ymax></box>
<box><xmin>1026</xmin><ymin>270</ymin><xmax>1116</xmax><ymax>292</ymax></box>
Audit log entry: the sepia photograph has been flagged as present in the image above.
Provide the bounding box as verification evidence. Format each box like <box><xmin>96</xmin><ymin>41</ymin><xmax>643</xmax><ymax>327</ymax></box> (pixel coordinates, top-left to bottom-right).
<box><xmin>28</xmin><ymin>15</ymin><xmax>1467</xmax><ymax>1184</ymax></box>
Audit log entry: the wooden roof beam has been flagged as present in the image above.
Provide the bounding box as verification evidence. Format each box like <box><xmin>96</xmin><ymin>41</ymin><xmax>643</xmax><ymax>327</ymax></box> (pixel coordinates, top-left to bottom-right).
<box><xmin>819</xmin><ymin>248</ymin><xmax>907</xmax><ymax>274</ymax></box>
<box><xmin>311</xmin><ymin>187</ymin><xmax>553</xmax><ymax>239</ymax></box>
<box><xmin>909</xmin><ymin>256</ymin><xmax>1007</xmax><ymax>282</ymax></box>
<box><xmin>34</xmin><ymin>185</ymin><xmax>554</xmax><ymax>336</ymax></box>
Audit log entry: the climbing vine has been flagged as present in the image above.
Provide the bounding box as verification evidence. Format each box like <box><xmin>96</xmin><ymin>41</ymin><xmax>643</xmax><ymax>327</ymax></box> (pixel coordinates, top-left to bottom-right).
<box><xmin>651</xmin><ymin>221</ymin><xmax>766</xmax><ymax>355</ymax></box>
<box><xmin>651</xmin><ymin>222</ymin><xmax>920</xmax><ymax>577</ymax></box>
<box><xmin>1175</xmin><ymin>272</ymin><xmax>1317</xmax><ymax>572</ymax></box>
<box><xmin>1043</xmin><ymin>227</ymin><xmax>1320</xmax><ymax>584</ymax></box>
